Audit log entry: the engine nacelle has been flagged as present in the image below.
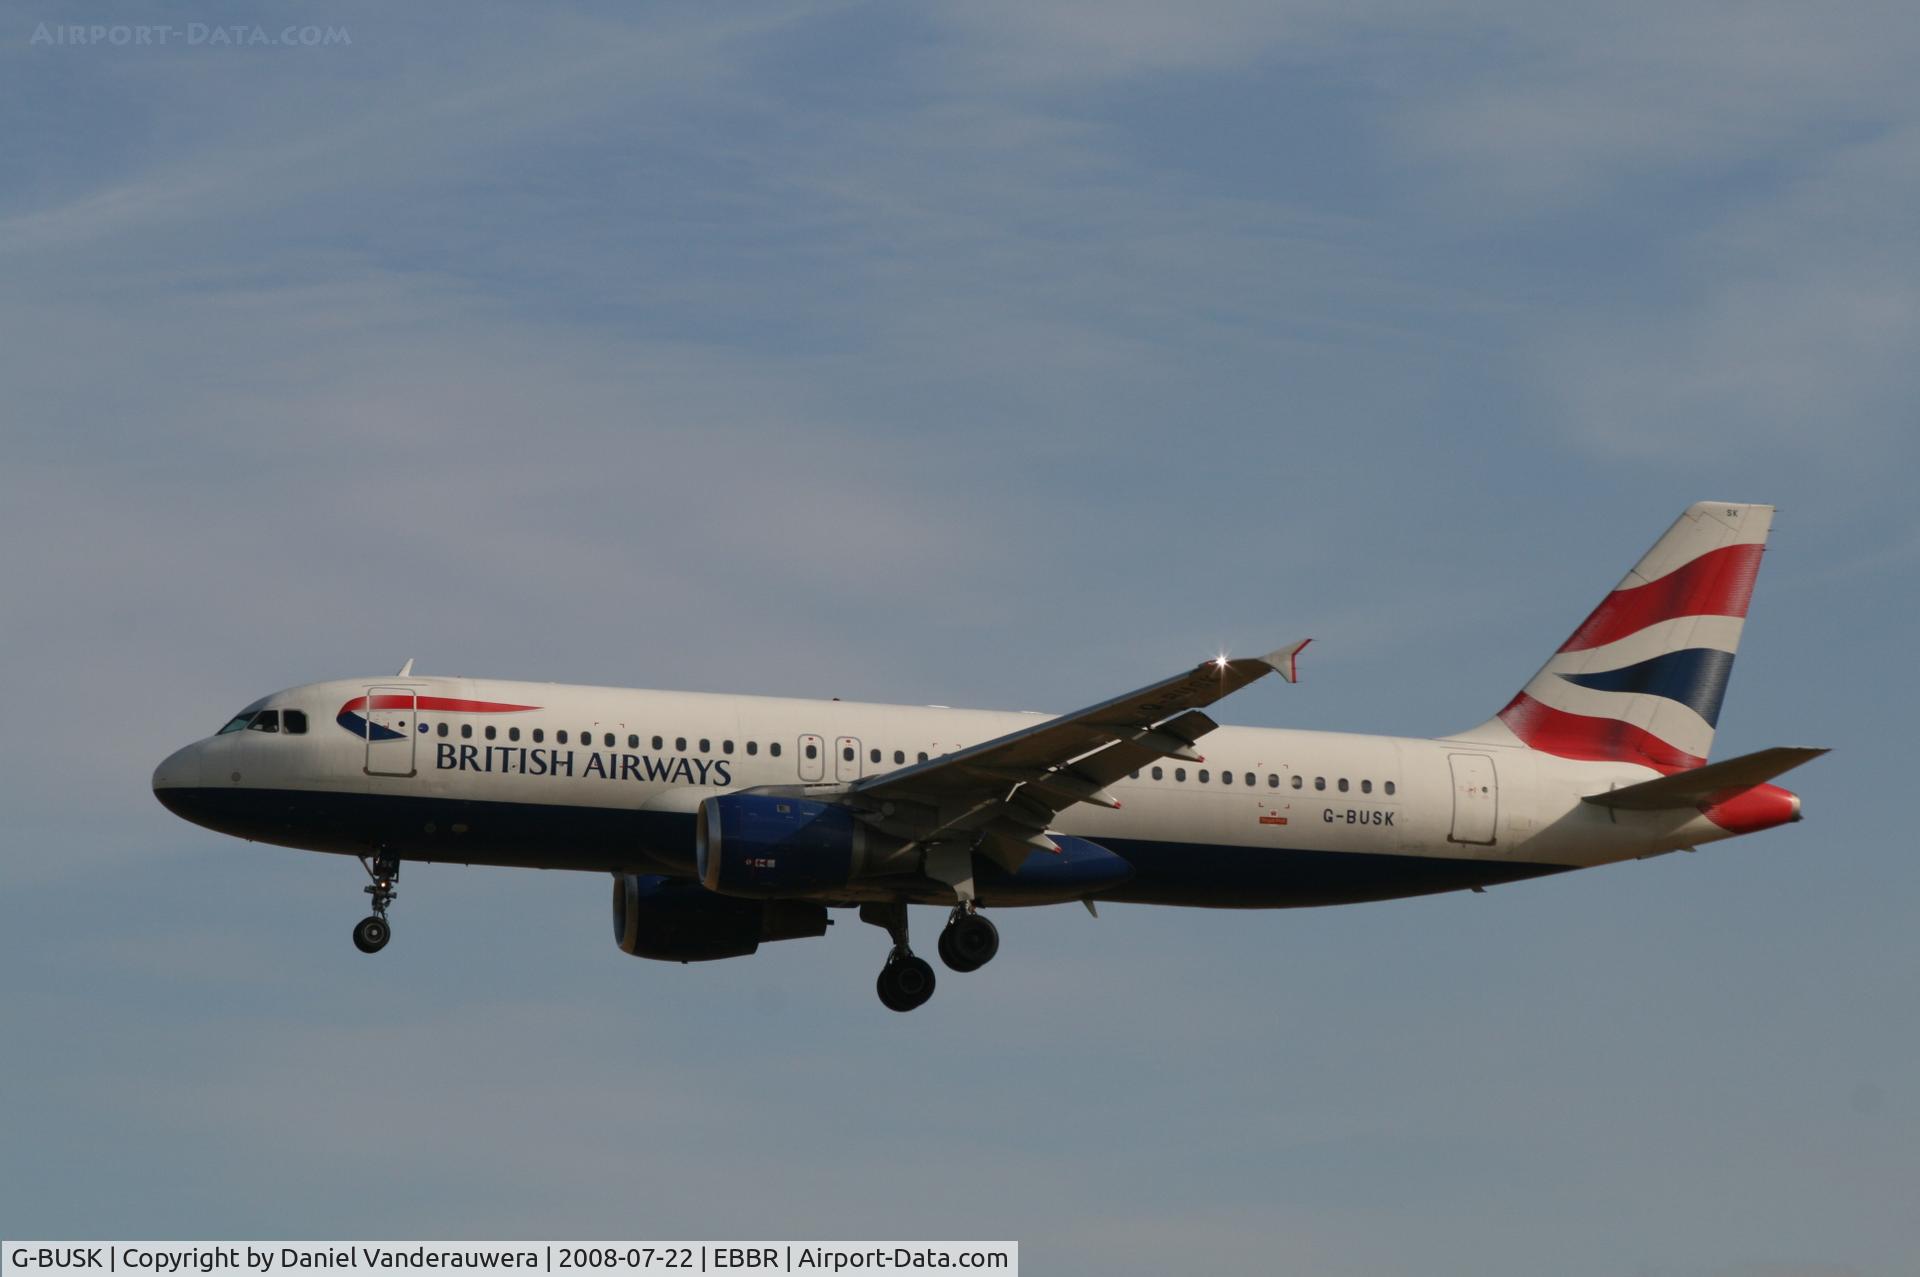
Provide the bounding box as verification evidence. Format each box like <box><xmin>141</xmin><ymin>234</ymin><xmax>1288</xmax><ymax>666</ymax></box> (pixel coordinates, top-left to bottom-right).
<box><xmin>612</xmin><ymin>873</ymin><xmax>828</xmax><ymax>962</ymax></box>
<box><xmin>698</xmin><ymin>793</ymin><xmax>898</xmax><ymax>898</ymax></box>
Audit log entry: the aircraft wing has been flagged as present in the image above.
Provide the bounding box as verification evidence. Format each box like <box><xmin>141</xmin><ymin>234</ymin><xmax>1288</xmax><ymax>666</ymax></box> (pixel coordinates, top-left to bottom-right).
<box><xmin>840</xmin><ymin>641</ymin><xmax>1308</xmax><ymax>872</ymax></box>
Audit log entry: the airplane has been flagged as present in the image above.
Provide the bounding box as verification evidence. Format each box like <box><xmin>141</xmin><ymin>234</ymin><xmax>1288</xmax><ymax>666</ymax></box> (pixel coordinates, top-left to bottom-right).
<box><xmin>152</xmin><ymin>501</ymin><xmax>1824</xmax><ymax>1011</ymax></box>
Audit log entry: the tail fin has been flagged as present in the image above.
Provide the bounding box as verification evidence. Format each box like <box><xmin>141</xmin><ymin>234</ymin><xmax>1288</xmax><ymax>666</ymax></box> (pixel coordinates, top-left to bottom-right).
<box><xmin>1456</xmin><ymin>502</ymin><xmax>1773</xmax><ymax>772</ymax></box>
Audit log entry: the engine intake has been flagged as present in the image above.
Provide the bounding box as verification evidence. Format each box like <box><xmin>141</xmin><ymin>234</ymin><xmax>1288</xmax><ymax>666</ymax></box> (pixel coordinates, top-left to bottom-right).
<box><xmin>612</xmin><ymin>873</ymin><xmax>828</xmax><ymax>962</ymax></box>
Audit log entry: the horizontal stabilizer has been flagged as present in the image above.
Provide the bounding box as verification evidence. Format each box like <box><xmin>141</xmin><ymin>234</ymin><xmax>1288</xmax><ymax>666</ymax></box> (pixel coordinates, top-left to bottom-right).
<box><xmin>1582</xmin><ymin>746</ymin><xmax>1828</xmax><ymax>810</ymax></box>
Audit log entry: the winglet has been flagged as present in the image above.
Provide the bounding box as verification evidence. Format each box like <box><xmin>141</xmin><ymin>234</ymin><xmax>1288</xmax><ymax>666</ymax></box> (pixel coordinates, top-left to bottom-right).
<box><xmin>1261</xmin><ymin>639</ymin><xmax>1311</xmax><ymax>684</ymax></box>
<box><xmin>396</xmin><ymin>658</ymin><xmax>415</xmax><ymax>678</ymax></box>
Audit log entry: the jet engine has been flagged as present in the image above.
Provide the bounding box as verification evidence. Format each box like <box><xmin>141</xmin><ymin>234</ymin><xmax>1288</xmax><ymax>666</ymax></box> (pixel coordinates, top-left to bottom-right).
<box><xmin>611</xmin><ymin>873</ymin><xmax>828</xmax><ymax>962</ymax></box>
<box><xmin>696</xmin><ymin>793</ymin><xmax>909</xmax><ymax>898</ymax></box>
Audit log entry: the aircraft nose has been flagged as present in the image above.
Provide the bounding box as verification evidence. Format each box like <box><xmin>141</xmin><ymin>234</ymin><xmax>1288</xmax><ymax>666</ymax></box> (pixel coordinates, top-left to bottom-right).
<box><xmin>152</xmin><ymin>743</ymin><xmax>202</xmax><ymax>806</ymax></box>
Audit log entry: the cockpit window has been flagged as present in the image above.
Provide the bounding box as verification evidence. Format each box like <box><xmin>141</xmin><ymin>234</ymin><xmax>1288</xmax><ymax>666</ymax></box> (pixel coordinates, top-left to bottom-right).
<box><xmin>246</xmin><ymin>710</ymin><xmax>280</xmax><ymax>733</ymax></box>
<box><xmin>218</xmin><ymin>712</ymin><xmax>255</xmax><ymax>735</ymax></box>
<box><xmin>283</xmin><ymin>710</ymin><xmax>308</xmax><ymax>735</ymax></box>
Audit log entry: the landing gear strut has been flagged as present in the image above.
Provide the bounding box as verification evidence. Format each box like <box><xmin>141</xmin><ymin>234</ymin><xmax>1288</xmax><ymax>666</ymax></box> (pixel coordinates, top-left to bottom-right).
<box><xmin>937</xmin><ymin>905</ymin><xmax>999</xmax><ymax>973</ymax></box>
<box><xmin>861</xmin><ymin>903</ymin><xmax>936</xmax><ymax>1012</ymax></box>
<box><xmin>353</xmin><ymin>853</ymin><xmax>399</xmax><ymax>954</ymax></box>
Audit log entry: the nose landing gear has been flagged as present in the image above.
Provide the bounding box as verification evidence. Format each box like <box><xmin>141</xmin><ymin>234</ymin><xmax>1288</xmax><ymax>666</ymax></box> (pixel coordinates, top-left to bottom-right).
<box><xmin>353</xmin><ymin>854</ymin><xmax>400</xmax><ymax>954</ymax></box>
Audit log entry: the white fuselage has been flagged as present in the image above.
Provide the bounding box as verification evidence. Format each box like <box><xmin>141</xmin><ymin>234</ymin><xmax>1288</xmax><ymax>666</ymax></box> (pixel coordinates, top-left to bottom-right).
<box><xmin>153</xmin><ymin>674</ymin><xmax>1748</xmax><ymax>908</ymax></box>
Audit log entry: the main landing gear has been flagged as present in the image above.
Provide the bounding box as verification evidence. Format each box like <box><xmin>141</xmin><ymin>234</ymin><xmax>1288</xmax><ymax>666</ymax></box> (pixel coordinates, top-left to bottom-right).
<box><xmin>860</xmin><ymin>902</ymin><xmax>1001</xmax><ymax>1011</ymax></box>
<box><xmin>353</xmin><ymin>853</ymin><xmax>400</xmax><ymax>954</ymax></box>
<box><xmin>937</xmin><ymin>906</ymin><xmax>999</xmax><ymax>973</ymax></box>
<box><xmin>862</xmin><ymin>903</ymin><xmax>935</xmax><ymax>1012</ymax></box>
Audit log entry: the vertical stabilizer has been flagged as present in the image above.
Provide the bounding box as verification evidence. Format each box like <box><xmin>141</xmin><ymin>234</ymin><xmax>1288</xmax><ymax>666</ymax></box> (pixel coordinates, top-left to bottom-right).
<box><xmin>1454</xmin><ymin>502</ymin><xmax>1773</xmax><ymax>771</ymax></box>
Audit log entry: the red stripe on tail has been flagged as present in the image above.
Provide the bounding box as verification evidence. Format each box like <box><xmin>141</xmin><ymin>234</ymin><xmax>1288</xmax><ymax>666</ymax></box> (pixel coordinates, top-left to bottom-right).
<box><xmin>1497</xmin><ymin>692</ymin><xmax>1704</xmax><ymax>771</ymax></box>
<box><xmin>1559</xmin><ymin>542</ymin><xmax>1763</xmax><ymax>653</ymax></box>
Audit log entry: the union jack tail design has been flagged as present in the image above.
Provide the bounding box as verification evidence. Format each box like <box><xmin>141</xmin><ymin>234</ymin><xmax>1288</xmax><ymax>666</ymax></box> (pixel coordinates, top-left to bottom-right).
<box><xmin>1459</xmin><ymin>502</ymin><xmax>1773</xmax><ymax>772</ymax></box>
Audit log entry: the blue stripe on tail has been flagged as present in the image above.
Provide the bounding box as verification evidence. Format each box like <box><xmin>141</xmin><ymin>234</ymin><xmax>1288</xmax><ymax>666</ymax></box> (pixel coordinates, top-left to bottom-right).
<box><xmin>1558</xmin><ymin>647</ymin><xmax>1736</xmax><ymax>727</ymax></box>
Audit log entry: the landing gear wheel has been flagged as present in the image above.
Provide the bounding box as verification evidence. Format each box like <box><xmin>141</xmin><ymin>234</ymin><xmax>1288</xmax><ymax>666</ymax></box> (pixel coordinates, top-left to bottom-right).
<box><xmin>353</xmin><ymin>853</ymin><xmax>400</xmax><ymax>954</ymax></box>
<box><xmin>352</xmin><ymin>915</ymin><xmax>391</xmax><ymax>954</ymax></box>
<box><xmin>939</xmin><ymin>911</ymin><xmax>998</xmax><ymax>972</ymax></box>
<box><xmin>876</xmin><ymin>955</ymin><xmax>937</xmax><ymax>1012</ymax></box>
<box><xmin>937</xmin><ymin>928</ymin><xmax>970</xmax><ymax>972</ymax></box>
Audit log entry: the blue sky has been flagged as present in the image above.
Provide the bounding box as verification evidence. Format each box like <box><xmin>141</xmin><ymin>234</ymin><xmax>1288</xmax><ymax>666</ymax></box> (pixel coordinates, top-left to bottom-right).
<box><xmin>3</xmin><ymin>3</ymin><xmax>1916</xmax><ymax>1273</ymax></box>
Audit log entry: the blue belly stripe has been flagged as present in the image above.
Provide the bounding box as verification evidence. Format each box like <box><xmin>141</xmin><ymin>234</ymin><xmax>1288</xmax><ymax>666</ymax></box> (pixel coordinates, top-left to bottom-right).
<box><xmin>152</xmin><ymin>786</ymin><xmax>1568</xmax><ymax>908</ymax></box>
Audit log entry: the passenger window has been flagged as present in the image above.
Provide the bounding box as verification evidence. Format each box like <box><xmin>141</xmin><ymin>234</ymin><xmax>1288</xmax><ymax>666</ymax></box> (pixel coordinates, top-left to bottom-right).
<box><xmin>676</xmin><ymin>737</ymin><xmax>687</xmax><ymax>751</ymax></box>
<box><xmin>438</xmin><ymin>723</ymin><xmax>449</xmax><ymax>738</ymax></box>
<box><xmin>1338</xmin><ymin>778</ymin><xmax>1349</xmax><ymax>793</ymax></box>
<box><xmin>1219</xmin><ymin>770</ymin><xmax>1230</xmax><ymax>785</ymax></box>
<box><xmin>283</xmin><ymin>710</ymin><xmax>308</xmax><ymax>735</ymax></box>
<box><xmin>723</xmin><ymin>740</ymin><xmax>734</xmax><ymax>755</ymax></box>
<box><xmin>842</xmin><ymin>745</ymin><xmax>855</xmax><ymax>762</ymax></box>
<box><xmin>699</xmin><ymin>739</ymin><xmax>710</xmax><ymax>752</ymax></box>
<box><xmin>1292</xmin><ymin>775</ymin><xmax>1303</xmax><ymax>790</ymax></box>
<box><xmin>557</xmin><ymin>730</ymin><xmax>568</xmax><ymax>744</ymax></box>
<box><xmin>247</xmin><ymin>710</ymin><xmax>280</xmax><ymax>733</ymax></box>
<box><xmin>485</xmin><ymin>725</ymin><xmax>496</xmax><ymax>741</ymax></box>
<box><xmin>1199</xmin><ymin>769</ymin><xmax>1210</xmax><ymax>783</ymax></box>
<box><xmin>805</xmin><ymin>743</ymin><xmax>818</xmax><ymax>760</ymax></box>
<box><xmin>1314</xmin><ymin>777</ymin><xmax>1325</xmax><ymax>791</ymax></box>
<box><xmin>604</xmin><ymin>733</ymin><xmax>615</xmax><ymax>748</ymax></box>
<box><xmin>458</xmin><ymin>723</ymin><xmax>471</xmax><ymax>739</ymax></box>
<box><xmin>917</xmin><ymin>751</ymin><xmax>928</xmax><ymax>763</ymax></box>
<box><xmin>770</xmin><ymin>742</ymin><xmax>782</xmax><ymax>757</ymax></box>
<box><xmin>1245</xmin><ymin>772</ymin><xmax>1255</xmax><ymax>787</ymax></box>
<box><xmin>532</xmin><ymin>728</ymin><xmax>544</xmax><ymax>743</ymax></box>
<box><xmin>870</xmin><ymin>748</ymin><xmax>881</xmax><ymax>764</ymax></box>
<box><xmin>1130</xmin><ymin>770</ymin><xmax>1140</xmax><ymax>779</ymax></box>
<box><xmin>894</xmin><ymin>750</ymin><xmax>905</xmax><ymax>764</ymax></box>
<box><xmin>1385</xmin><ymin>781</ymin><xmax>1396</xmax><ymax>796</ymax></box>
<box><xmin>510</xmin><ymin>727</ymin><xmax>521</xmax><ymax>742</ymax></box>
<box><xmin>1151</xmin><ymin>766</ymin><xmax>1163</xmax><ymax>780</ymax></box>
<box><xmin>1361</xmin><ymin>779</ymin><xmax>1372</xmax><ymax>794</ymax></box>
<box><xmin>1267</xmin><ymin>774</ymin><xmax>1278</xmax><ymax>788</ymax></box>
<box><xmin>628</xmin><ymin>734</ymin><xmax>639</xmax><ymax>749</ymax></box>
<box><xmin>746</xmin><ymin>741</ymin><xmax>758</xmax><ymax>756</ymax></box>
<box><xmin>1175</xmin><ymin>768</ymin><xmax>1187</xmax><ymax>782</ymax></box>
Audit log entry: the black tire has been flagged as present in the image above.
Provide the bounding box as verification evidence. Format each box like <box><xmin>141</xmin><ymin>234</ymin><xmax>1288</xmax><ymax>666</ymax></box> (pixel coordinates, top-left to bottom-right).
<box><xmin>876</xmin><ymin>955</ymin><xmax>936</xmax><ymax>1011</ymax></box>
<box><xmin>352</xmin><ymin>915</ymin><xmax>390</xmax><ymax>954</ymax></box>
<box><xmin>937</xmin><ymin>927</ymin><xmax>979</xmax><ymax>973</ymax></box>
<box><xmin>947</xmin><ymin>913</ymin><xmax>999</xmax><ymax>970</ymax></box>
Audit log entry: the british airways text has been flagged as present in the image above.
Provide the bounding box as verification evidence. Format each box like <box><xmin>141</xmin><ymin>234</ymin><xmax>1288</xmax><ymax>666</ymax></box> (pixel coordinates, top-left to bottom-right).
<box><xmin>435</xmin><ymin>743</ymin><xmax>732</xmax><ymax>785</ymax></box>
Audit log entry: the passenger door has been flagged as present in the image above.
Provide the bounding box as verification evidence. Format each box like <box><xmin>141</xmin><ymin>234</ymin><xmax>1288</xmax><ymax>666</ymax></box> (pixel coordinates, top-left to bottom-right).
<box><xmin>364</xmin><ymin>686</ymin><xmax>417</xmax><ymax>777</ymax></box>
<box><xmin>1447</xmin><ymin>753</ymin><xmax>1497</xmax><ymax>845</ymax></box>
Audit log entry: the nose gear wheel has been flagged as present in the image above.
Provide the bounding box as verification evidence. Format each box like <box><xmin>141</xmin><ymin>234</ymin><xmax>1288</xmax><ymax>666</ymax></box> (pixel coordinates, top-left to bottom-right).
<box><xmin>353</xmin><ymin>853</ymin><xmax>400</xmax><ymax>954</ymax></box>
